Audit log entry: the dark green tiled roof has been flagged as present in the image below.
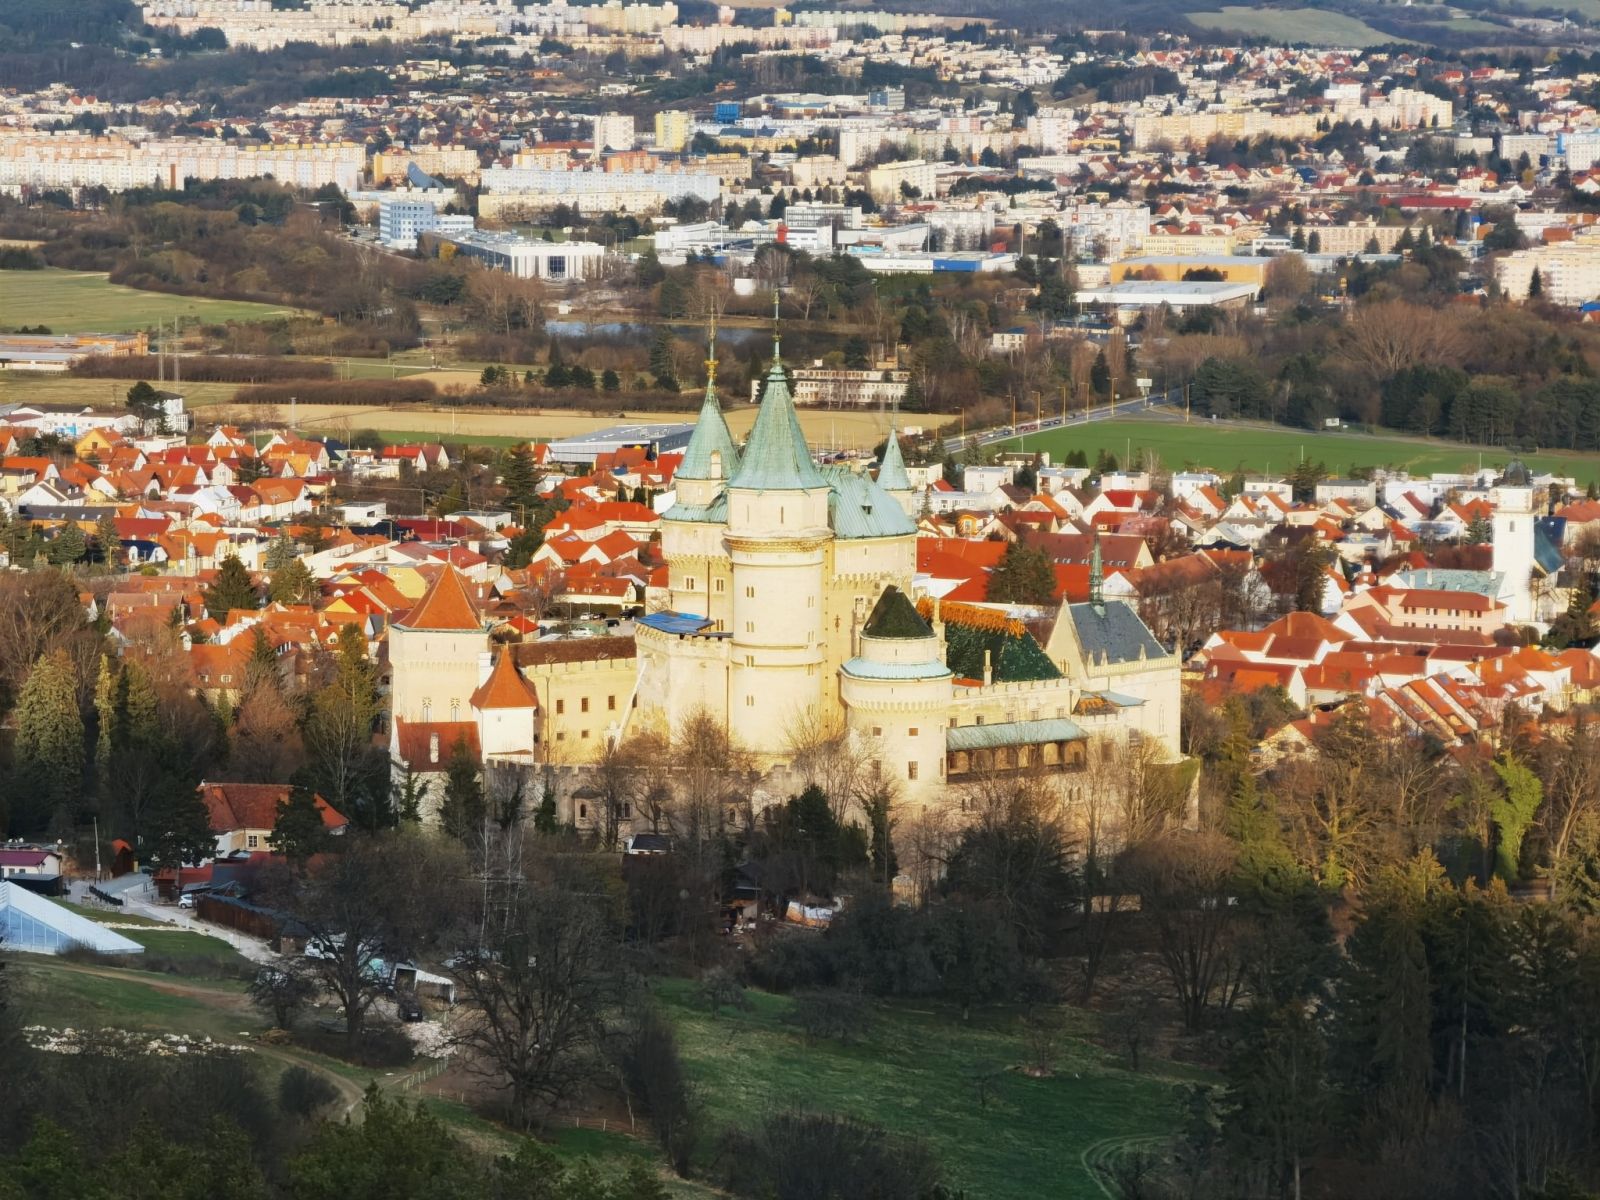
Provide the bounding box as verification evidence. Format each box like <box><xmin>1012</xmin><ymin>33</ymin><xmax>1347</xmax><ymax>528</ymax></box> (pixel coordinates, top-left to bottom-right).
<box><xmin>942</xmin><ymin>615</ymin><xmax>1061</xmax><ymax>683</ymax></box>
<box><xmin>862</xmin><ymin>585</ymin><xmax>932</xmax><ymax>640</ymax></box>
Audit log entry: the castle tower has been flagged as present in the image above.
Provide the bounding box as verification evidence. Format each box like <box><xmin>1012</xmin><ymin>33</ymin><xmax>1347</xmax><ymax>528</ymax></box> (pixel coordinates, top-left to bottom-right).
<box><xmin>470</xmin><ymin>647</ymin><xmax>539</xmax><ymax>759</ymax></box>
<box><xmin>662</xmin><ymin>321</ymin><xmax>740</xmax><ymax>624</ymax></box>
<box><xmin>839</xmin><ymin>585</ymin><xmax>953</xmax><ymax>805</ymax></box>
<box><xmin>875</xmin><ymin>416</ymin><xmax>915</xmax><ymax>518</ymax></box>
<box><xmin>725</xmin><ymin>296</ymin><xmax>831</xmax><ymax>752</ymax></box>
<box><xmin>389</xmin><ymin>566</ymin><xmax>485</xmax><ymax>725</ymax></box>
<box><xmin>1492</xmin><ymin>464</ymin><xmax>1536</xmax><ymax>625</ymax></box>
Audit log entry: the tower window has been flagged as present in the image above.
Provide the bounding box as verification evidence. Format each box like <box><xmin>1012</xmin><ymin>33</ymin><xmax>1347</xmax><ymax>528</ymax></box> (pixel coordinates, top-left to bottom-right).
<box><xmin>556</xmin><ymin>699</ymin><xmax>565</xmax><ymax>714</ymax></box>
<box><xmin>581</xmin><ymin>697</ymin><xmax>589</xmax><ymax>713</ymax></box>
<box><xmin>907</xmin><ymin>762</ymin><xmax>918</xmax><ymax>781</ymax></box>
<box><xmin>908</xmin><ymin>727</ymin><xmax>919</xmax><ymax>737</ymax></box>
<box><xmin>607</xmin><ymin>695</ymin><xmax>616</xmax><ymax>710</ymax></box>
<box><xmin>687</xmin><ymin>576</ymin><xmax>696</xmax><ymax>590</ymax></box>
<box><xmin>745</xmin><ymin>586</ymin><xmax>755</xmax><ymax>598</ymax></box>
<box><xmin>715</xmin><ymin>578</ymin><xmax>725</xmax><ymax>593</ymax></box>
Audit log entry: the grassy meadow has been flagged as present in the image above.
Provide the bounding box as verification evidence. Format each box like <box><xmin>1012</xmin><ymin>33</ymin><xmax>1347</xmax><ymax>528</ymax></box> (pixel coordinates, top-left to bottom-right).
<box><xmin>997</xmin><ymin>415</ymin><xmax>1600</xmax><ymax>486</ymax></box>
<box><xmin>659</xmin><ymin>977</ymin><xmax>1190</xmax><ymax>1200</ymax></box>
<box><xmin>1</xmin><ymin>269</ymin><xmax>306</xmax><ymax>334</ymax></box>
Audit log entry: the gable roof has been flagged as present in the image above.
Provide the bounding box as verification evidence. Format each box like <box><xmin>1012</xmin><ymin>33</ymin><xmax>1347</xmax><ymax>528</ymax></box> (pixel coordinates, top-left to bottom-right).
<box><xmin>199</xmin><ymin>782</ymin><xmax>346</xmax><ymax>833</ymax></box>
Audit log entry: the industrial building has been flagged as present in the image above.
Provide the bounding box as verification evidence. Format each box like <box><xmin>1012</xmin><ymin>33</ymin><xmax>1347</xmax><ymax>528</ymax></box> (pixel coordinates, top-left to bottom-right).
<box><xmin>545</xmin><ymin>423</ymin><xmax>696</xmax><ymax>465</ymax></box>
<box><xmin>435</xmin><ymin>231</ymin><xmax>611</xmax><ymax>282</ymax></box>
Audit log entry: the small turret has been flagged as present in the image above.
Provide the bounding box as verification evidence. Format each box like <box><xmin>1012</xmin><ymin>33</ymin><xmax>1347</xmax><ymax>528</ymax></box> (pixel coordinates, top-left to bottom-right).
<box><xmin>1089</xmin><ymin>533</ymin><xmax>1105</xmax><ymax>615</ymax></box>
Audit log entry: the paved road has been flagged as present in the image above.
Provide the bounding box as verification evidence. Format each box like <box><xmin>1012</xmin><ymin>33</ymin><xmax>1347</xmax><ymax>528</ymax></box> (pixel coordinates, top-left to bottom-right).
<box><xmin>942</xmin><ymin>389</ymin><xmax>1181</xmax><ymax>455</ymax></box>
<box><xmin>68</xmin><ymin>878</ymin><xmax>280</xmax><ymax>965</ymax></box>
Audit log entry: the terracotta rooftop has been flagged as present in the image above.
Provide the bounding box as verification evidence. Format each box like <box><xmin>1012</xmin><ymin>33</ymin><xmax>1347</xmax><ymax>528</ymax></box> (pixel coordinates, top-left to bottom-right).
<box><xmin>470</xmin><ymin>649</ymin><xmax>539</xmax><ymax>710</ymax></box>
<box><xmin>398</xmin><ymin>565</ymin><xmax>482</xmax><ymax>631</ymax></box>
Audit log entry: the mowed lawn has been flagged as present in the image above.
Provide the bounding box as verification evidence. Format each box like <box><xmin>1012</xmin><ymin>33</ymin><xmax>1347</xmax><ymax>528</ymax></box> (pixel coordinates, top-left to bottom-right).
<box><xmin>1186</xmin><ymin>6</ymin><xmax>1400</xmax><ymax>45</ymax></box>
<box><xmin>8</xmin><ymin>958</ymin><xmax>259</xmax><ymax>1043</ymax></box>
<box><xmin>1</xmin><ymin>269</ymin><xmax>305</xmax><ymax>333</ymax></box>
<box><xmin>997</xmin><ymin>416</ymin><xmax>1600</xmax><ymax>486</ymax></box>
<box><xmin>658</xmin><ymin>978</ymin><xmax>1186</xmax><ymax>1200</ymax></box>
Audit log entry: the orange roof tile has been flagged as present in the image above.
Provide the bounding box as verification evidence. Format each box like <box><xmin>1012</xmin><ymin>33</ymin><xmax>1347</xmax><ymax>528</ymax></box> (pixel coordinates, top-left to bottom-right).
<box><xmin>470</xmin><ymin>650</ymin><xmax>539</xmax><ymax>710</ymax></box>
<box><xmin>399</xmin><ymin>566</ymin><xmax>482</xmax><ymax>632</ymax></box>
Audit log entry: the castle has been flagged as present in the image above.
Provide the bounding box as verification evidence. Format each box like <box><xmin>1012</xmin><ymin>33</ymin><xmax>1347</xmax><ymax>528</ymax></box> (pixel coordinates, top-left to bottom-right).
<box><xmin>387</xmin><ymin>323</ymin><xmax>1182</xmax><ymax>822</ymax></box>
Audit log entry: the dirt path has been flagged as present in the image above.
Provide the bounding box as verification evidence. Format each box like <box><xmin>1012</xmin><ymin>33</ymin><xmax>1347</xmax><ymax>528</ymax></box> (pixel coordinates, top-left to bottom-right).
<box><xmin>36</xmin><ymin>960</ymin><xmax>373</xmax><ymax>1119</ymax></box>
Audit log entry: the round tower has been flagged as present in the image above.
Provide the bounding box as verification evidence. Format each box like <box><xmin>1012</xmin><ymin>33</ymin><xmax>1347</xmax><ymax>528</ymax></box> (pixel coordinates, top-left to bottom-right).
<box><xmin>662</xmin><ymin>322</ymin><xmax>739</xmax><ymax>624</ymax></box>
<box><xmin>839</xmin><ymin>586</ymin><xmax>953</xmax><ymax>804</ymax></box>
<box><xmin>725</xmin><ymin>302</ymin><xmax>831</xmax><ymax>752</ymax></box>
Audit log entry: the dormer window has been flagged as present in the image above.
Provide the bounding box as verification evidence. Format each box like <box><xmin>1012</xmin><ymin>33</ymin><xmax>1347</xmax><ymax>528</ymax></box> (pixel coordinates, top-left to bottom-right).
<box><xmin>710</xmin><ymin>450</ymin><xmax>722</xmax><ymax>476</ymax></box>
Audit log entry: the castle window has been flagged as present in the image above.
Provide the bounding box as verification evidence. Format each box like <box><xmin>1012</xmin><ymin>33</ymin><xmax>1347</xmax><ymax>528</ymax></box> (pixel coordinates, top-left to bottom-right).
<box><xmin>556</xmin><ymin>732</ymin><xmax>566</xmax><ymax>741</ymax></box>
<box><xmin>746</xmin><ymin>655</ymin><xmax>754</xmax><ymax>667</ymax></box>
<box><xmin>745</xmin><ymin>621</ymin><xmax>754</xmax><ymax>633</ymax></box>
<box><xmin>715</xmin><ymin>579</ymin><xmax>725</xmax><ymax>593</ymax></box>
<box><xmin>687</xmin><ymin>576</ymin><xmax>696</xmax><ymax>590</ymax></box>
<box><xmin>582</xmin><ymin>730</ymin><xmax>590</xmax><ymax>738</ymax></box>
<box><xmin>871</xmin><ymin>726</ymin><xmax>882</xmax><ymax>737</ymax></box>
<box><xmin>745</xmin><ymin>586</ymin><xmax>755</xmax><ymax>598</ymax></box>
<box><xmin>907</xmin><ymin>762</ymin><xmax>918</xmax><ymax>781</ymax></box>
<box><xmin>621</xmin><ymin>803</ymin><xmax>632</xmax><ymax>820</ymax></box>
<box><xmin>607</xmin><ymin>695</ymin><xmax>616</xmax><ymax>710</ymax></box>
<box><xmin>247</xmin><ymin>834</ymin><xmax>258</xmax><ymax>849</ymax></box>
<box><xmin>746</xmin><ymin>695</ymin><xmax>754</xmax><ymax>707</ymax></box>
<box><xmin>581</xmin><ymin>698</ymin><xmax>589</xmax><ymax>713</ymax></box>
<box><xmin>976</xmin><ymin>716</ymin><xmax>984</xmax><ymax>725</ymax></box>
<box><xmin>556</xmin><ymin>699</ymin><xmax>565</xmax><ymax>714</ymax></box>
<box><xmin>908</xmin><ymin>727</ymin><xmax>919</xmax><ymax>737</ymax></box>
<box><xmin>579</xmin><ymin>803</ymin><xmax>587</xmax><ymax>820</ymax></box>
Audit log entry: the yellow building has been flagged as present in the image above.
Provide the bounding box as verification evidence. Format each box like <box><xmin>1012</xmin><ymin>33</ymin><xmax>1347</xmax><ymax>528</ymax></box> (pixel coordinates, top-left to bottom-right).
<box><xmin>1110</xmin><ymin>255</ymin><xmax>1269</xmax><ymax>287</ymax></box>
<box><xmin>654</xmin><ymin>110</ymin><xmax>693</xmax><ymax>153</ymax></box>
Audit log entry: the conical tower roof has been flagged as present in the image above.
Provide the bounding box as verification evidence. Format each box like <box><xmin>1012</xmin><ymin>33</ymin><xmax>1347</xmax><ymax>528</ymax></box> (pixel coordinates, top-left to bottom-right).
<box><xmin>862</xmin><ymin>585</ymin><xmax>934</xmax><ymax>639</ymax></box>
<box><xmin>876</xmin><ymin>424</ymin><xmax>911</xmax><ymax>493</ymax></box>
<box><xmin>677</xmin><ymin>332</ymin><xmax>740</xmax><ymax>482</ymax></box>
<box><xmin>399</xmin><ymin>565</ymin><xmax>481</xmax><ymax>631</ymax></box>
<box><xmin>728</xmin><ymin>298</ymin><xmax>825</xmax><ymax>492</ymax></box>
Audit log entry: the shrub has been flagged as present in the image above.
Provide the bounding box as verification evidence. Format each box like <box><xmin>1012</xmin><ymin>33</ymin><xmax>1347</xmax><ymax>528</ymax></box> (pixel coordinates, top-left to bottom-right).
<box><xmin>718</xmin><ymin>1111</ymin><xmax>944</xmax><ymax>1200</ymax></box>
<box><xmin>746</xmin><ymin>933</ymin><xmax>833</xmax><ymax>993</ymax></box>
<box><xmin>293</xmin><ymin>1023</ymin><xmax>415</xmax><ymax>1068</ymax></box>
<box><xmin>617</xmin><ymin>1004</ymin><xmax>698</xmax><ymax>1177</ymax></box>
<box><xmin>278</xmin><ymin>1064</ymin><xmax>339</xmax><ymax>1118</ymax></box>
<box><xmin>785</xmin><ymin>989</ymin><xmax>871</xmax><ymax>1045</ymax></box>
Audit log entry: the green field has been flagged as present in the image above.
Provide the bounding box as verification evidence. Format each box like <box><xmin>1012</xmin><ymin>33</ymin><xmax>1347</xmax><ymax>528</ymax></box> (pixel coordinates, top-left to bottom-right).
<box><xmin>1000</xmin><ymin>416</ymin><xmax>1600</xmax><ymax>485</ymax></box>
<box><xmin>1187</xmin><ymin>6</ymin><xmax>1401</xmax><ymax>44</ymax></box>
<box><xmin>10</xmin><ymin>960</ymin><xmax>258</xmax><ymax>1043</ymax></box>
<box><xmin>1</xmin><ymin>269</ymin><xmax>306</xmax><ymax>334</ymax></box>
<box><xmin>661</xmin><ymin>978</ymin><xmax>1186</xmax><ymax>1200</ymax></box>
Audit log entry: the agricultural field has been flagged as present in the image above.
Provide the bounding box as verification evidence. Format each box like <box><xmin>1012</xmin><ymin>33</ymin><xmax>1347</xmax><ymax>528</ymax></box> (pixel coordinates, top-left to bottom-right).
<box><xmin>1186</xmin><ymin>6</ymin><xmax>1400</xmax><ymax>45</ymax></box>
<box><xmin>996</xmin><ymin>415</ymin><xmax>1600</xmax><ymax>486</ymax></box>
<box><xmin>1</xmin><ymin>269</ymin><xmax>306</xmax><ymax>334</ymax></box>
<box><xmin>661</xmin><ymin>977</ymin><xmax>1189</xmax><ymax>1200</ymax></box>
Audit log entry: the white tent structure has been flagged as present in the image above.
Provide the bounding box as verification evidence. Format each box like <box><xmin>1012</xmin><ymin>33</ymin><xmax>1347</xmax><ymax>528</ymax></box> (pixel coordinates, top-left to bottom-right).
<box><xmin>0</xmin><ymin>882</ymin><xmax>144</xmax><ymax>956</ymax></box>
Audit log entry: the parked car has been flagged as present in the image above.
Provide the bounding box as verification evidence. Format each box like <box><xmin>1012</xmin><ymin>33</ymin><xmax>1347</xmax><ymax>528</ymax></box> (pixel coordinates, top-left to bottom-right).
<box><xmin>178</xmin><ymin>893</ymin><xmax>195</xmax><ymax>910</ymax></box>
<box><xmin>395</xmin><ymin>989</ymin><xmax>424</xmax><ymax>1022</ymax></box>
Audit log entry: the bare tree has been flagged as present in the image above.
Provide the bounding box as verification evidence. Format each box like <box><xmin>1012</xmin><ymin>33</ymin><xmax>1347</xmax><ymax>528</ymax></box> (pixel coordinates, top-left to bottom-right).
<box><xmin>1119</xmin><ymin>830</ymin><xmax>1245</xmax><ymax>1031</ymax></box>
<box><xmin>446</xmin><ymin>873</ymin><xmax>620</xmax><ymax>1129</ymax></box>
<box><xmin>1339</xmin><ymin>300</ymin><xmax>1468</xmax><ymax>386</ymax></box>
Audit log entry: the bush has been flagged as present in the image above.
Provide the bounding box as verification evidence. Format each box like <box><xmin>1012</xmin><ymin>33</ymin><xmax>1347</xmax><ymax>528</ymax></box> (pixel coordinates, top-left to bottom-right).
<box><xmin>617</xmin><ymin>1004</ymin><xmax>698</xmax><ymax>1177</ymax></box>
<box><xmin>293</xmin><ymin>1023</ymin><xmax>415</xmax><ymax>1068</ymax></box>
<box><xmin>73</xmin><ymin>354</ymin><xmax>334</xmax><ymax>383</ymax></box>
<box><xmin>717</xmin><ymin>1111</ymin><xmax>945</xmax><ymax>1200</ymax></box>
<box><xmin>233</xmin><ymin>378</ymin><xmax>438</xmax><ymax>409</ymax></box>
<box><xmin>278</xmin><ymin>1064</ymin><xmax>339</xmax><ymax>1118</ymax></box>
<box><xmin>746</xmin><ymin>933</ymin><xmax>834</xmax><ymax>993</ymax></box>
<box><xmin>694</xmin><ymin>966</ymin><xmax>750</xmax><ymax>1018</ymax></box>
<box><xmin>785</xmin><ymin>989</ymin><xmax>871</xmax><ymax>1045</ymax></box>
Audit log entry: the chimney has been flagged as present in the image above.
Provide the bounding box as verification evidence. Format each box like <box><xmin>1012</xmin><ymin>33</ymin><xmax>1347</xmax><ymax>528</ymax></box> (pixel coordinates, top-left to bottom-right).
<box><xmin>429</xmin><ymin>733</ymin><xmax>440</xmax><ymax>764</ymax></box>
<box><xmin>983</xmin><ymin>648</ymin><xmax>993</xmax><ymax>686</ymax></box>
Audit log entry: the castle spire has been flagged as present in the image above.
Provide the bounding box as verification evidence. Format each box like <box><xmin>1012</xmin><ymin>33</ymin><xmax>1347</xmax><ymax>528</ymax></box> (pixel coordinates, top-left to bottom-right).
<box><xmin>705</xmin><ymin>311</ymin><xmax>718</xmax><ymax>386</ymax></box>
<box><xmin>771</xmin><ymin>287</ymin><xmax>781</xmax><ymax>364</ymax></box>
<box><xmin>1089</xmin><ymin>532</ymin><xmax>1104</xmax><ymax>613</ymax></box>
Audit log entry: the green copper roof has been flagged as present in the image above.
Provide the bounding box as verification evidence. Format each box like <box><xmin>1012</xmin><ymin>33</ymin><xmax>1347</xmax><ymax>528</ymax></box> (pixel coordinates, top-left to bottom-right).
<box><xmin>862</xmin><ymin>585</ymin><xmax>933</xmax><ymax>639</ymax></box>
<box><xmin>677</xmin><ymin>380</ymin><xmax>740</xmax><ymax>482</ymax></box>
<box><xmin>823</xmin><ymin>467</ymin><xmax>916</xmax><ymax>539</ymax></box>
<box><xmin>728</xmin><ymin>362</ymin><xmax>826</xmax><ymax>492</ymax></box>
<box><xmin>877</xmin><ymin>430</ymin><xmax>911</xmax><ymax>493</ymax></box>
<box><xmin>662</xmin><ymin>492</ymin><xmax>728</xmax><ymax>524</ymax></box>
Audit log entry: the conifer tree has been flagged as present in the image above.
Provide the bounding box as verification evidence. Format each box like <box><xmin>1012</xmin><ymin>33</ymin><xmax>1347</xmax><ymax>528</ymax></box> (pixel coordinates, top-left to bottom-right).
<box><xmin>439</xmin><ymin>737</ymin><xmax>485</xmax><ymax>842</ymax></box>
<box><xmin>500</xmin><ymin>444</ymin><xmax>540</xmax><ymax>512</ymax></box>
<box><xmin>987</xmin><ymin>542</ymin><xmax>1056</xmax><ymax>605</ymax></box>
<box><xmin>50</xmin><ymin>523</ymin><xmax>86</xmax><ymax>566</ymax></box>
<box><xmin>12</xmin><ymin>650</ymin><xmax>85</xmax><ymax>832</ymax></box>
<box><xmin>271</xmin><ymin>784</ymin><xmax>332</xmax><ymax>865</ymax></box>
<box><xmin>204</xmin><ymin>555</ymin><xmax>258</xmax><ymax>620</ymax></box>
<box><xmin>94</xmin><ymin>512</ymin><xmax>120</xmax><ymax>569</ymax></box>
<box><xmin>264</xmin><ymin>531</ymin><xmax>298</xmax><ymax>572</ymax></box>
<box><xmin>269</xmin><ymin>558</ymin><xmax>318</xmax><ymax>605</ymax></box>
<box><xmin>145</xmin><ymin>780</ymin><xmax>216</xmax><ymax>874</ymax></box>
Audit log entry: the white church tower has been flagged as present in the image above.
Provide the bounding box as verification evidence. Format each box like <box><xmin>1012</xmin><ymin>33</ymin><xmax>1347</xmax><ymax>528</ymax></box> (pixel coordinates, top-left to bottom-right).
<box><xmin>725</xmin><ymin>298</ymin><xmax>831</xmax><ymax>753</ymax></box>
<box><xmin>1492</xmin><ymin>463</ymin><xmax>1536</xmax><ymax>626</ymax></box>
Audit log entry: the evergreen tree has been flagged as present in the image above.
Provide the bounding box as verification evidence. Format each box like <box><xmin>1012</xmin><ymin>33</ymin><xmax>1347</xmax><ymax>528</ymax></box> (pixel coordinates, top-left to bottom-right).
<box><xmin>49</xmin><ymin>523</ymin><xmax>86</xmax><ymax>566</ymax></box>
<box><xmin>438</xmin><ymin>737</ymin><xmax>485</xmax><ymax>841</ymax></box>
<box><xmin>986</xmin><ymin>542</ymin><xmax>1057</xmax><ymax>605</ymax></box>
<box><xmin>204</xmin><ymin>555</ymin><xmax>258</xmax><ymax>620</ymax></box>
<box><xmin>500</xmin><ymin>444</ymin><xmax>540</xmax><ymax>512</ymax></box>
<box><xmin>246</xmin><ymin>626</ymin><xmax>279</xmax><ymax>689</ymax></box>
<box><xmin>303</xmin><ymin>627</ymin><xmax>385</xmax><ymax>827</ymax></box>
<box><xmin>1529</xmin><ymin>268</ymin><xmax>1545</xmax><ymax>299</ymax></box>
<box><xmin>145</xmin><ymin>780</ymin><xmax>216</xmax><ymax>873</ymax></box>
<box><xmin>94</xmin><ymin>512</ymin><xmax>120</xmax><ymax>569</ymax></box>
<box><xmin>93</xmin><ymin>653</ymin><xmax>120</xmax><ymax>796</ymax></box>
<box><xmin>1490</xmin><ymin>754</ymin><xmax>1543</xmax><ymax>882</ymax></box>
<box><xmin>436</xmin><ymin>481</ymin><xmax>466</xmax><ymax>517</ymax></box>
<box><xmin>649</xmin><ymin>329</ymin><xmax>679</xmax><ymax>392</ymax></box>
<box><xmin>264</xmin><ymin>531</ymin><xmax>298</xmax><ymax>572</ymax></box>
<box><xmin>1090</xmin><ymin>350</ymin><xmax>1111</xmax><ymax>397</ymax></box>
<box><xmin>601</xmin><ymin>368</ymin><xmax>621</xmax><ymax>392</ymax></box>
<box><xmin>11</xmin><ymin>650</ymin><xmax>84</xmax><ymax>832</ymax></box>
<box><xmin>270</xmin><ymin>784</ymin><xmax>333</xmax><ymax>865</ymax></box>
<box><xmin>269</xmin><ymin>558</ymin><xmax>318</xmax><ymax>605</ymax></box>
<box><xmin>534</xmin><ymin>791</ymin><xmax>560</xmax><ymax>834</ymax></box>
<box><xmin>394</xmin><ymin>772</ymin><xmax>430</xmax><ymax>825</ymax></box>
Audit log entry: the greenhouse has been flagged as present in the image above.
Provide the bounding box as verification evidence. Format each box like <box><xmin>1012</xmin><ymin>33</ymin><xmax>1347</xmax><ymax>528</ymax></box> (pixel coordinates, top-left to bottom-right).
<box><xmin>0</xmin><ymin>882</ymin><xmax>144</xmax><ymax>956</ymax></box>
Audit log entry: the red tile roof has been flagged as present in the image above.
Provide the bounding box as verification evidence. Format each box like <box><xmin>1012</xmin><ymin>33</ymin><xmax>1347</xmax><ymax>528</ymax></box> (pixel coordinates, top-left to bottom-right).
<box><xmin>199</xmin><ymin>782</ymin><xmax>345</xmax><ymax>833</ymax></box>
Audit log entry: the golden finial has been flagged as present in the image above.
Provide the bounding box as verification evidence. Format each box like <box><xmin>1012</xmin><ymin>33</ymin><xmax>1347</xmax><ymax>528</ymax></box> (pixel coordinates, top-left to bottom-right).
<box><xmin>771</xmin><ymin>287</ymin><xmax>781</xmax><ymax>362</ymax></box>
<box><xmin>705</xmin><ymin>312</ymin><xmax>718</xmax><ymax>385</ymax></box>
